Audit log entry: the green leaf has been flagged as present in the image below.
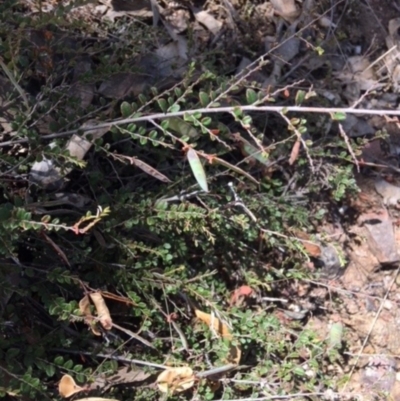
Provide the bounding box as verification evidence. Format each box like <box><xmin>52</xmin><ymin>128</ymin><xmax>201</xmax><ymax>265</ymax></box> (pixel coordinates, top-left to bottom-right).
<box><xmin>187</xmin><ymin>149</ymin><xmax>208</xmax><ymax>192</ymax></box>
<box><xmin>157</xmin><ymin>98</ymin><xmax>168</xmax><ymax>113</ymax></box>
<box><xmin>199</xmin><ymin>91</ymin><xmax>210</xmax><ymax>107</ymax></box>
<box><xmin>54</xmin><ymin>356</ymin><xmax>64</xmax><ymax>365</ymax></box>
<box><xmin>167</xmin><ymin>117</ymin><xmax>199</xmax><ymax>138</ymax></box>
<box><xmin>246</xmin><ymin>88</ymin><xmax>257</xmax><ymax>104</ymax></box>
<box><xmin>64</xmin><ymin>359</ymin><xmax>73</xmax><ymax>369</ymax></box>
<box><xmin>201</xmin><ymin>117</ymin><xmax>212</xmax><ymax>126</ymax></box>
<box><xmin>120</xmin><ymin>101</ymin><xmax>133</xmax><ymax>117</ymax></box>
<box><xmin>242</xmin><ymin>115</ymin><xmax>252</xmax><ymax>126</ymax></box>
<box><xmin>295</xmin><ymin>90</ymin><xmax>306</xmax><ymax>105</ymax></box>
<box><xmin>74</xmin><ymin>364</ymin><xmax>83</xmax><ymax>372</ymax></box>
<box><xmin>138</xmin><ymin>94</ymin><xmax>147</xmax><ymax>104</ymax></box>
<box><xmin>242</xmin><ymin>143</ymin><xmax>269</xmax><ymax>166</ymax></box>
<box><xmin>161</xmin><ymin>119</ymin><xmax>169</xmax><ymax>130</ymax></box>
<box><xmin>45</xmin><ymin>364</ymin><xmax>56</xmax><ymax>377</ymax></box>
<box><xmin>233</xmin><ymin>107</ymin><xmax>243</xmax><ymax>119</ymax></box>
<box><xmin>168</xmin><ymin>103</ymin><xmax>181</xmax><ymax>113</ymax></box>
<box><xmin>329</xmin><ymin>322</ymin><xmax>343</xmax><ymax>348</ymax></box>
<box><xmin>331</xmin><ymin>111</ymin><xmax>347</xmax><ymax>121</ymax></box>
<box><xmin>6</xmin><ymin>348</ymin><xmax>20</xmax><ymax>359</ymax></box>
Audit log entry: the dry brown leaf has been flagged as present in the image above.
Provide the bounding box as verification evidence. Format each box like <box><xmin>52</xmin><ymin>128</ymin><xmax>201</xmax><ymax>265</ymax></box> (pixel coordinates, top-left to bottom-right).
<box><xmin>229</xmin><ymin>285</ymin><xmax>254</xmax><ymax>306</ymax></box>
<box><xmin>157</xmin><ymin>367</ymin><xmax>195</xmax><ymax>394</ymax></box>
<box><xmin>195</xmin><ymin>309</ymin><xmax>232</xmax><ymax>339</ymax></box>
<box><xmin>227</xmin><ymin>343</ymin><xmax>241</xmax><ymax>365</ymax></box>
<box><xmin>290</xmin><ymin>229</ymin><xmax>322</xmax><ymax>257</ymax></box>
<box><xmin>270</xmin><ymin>0</ymin><xmax>300</xmax><ymax>22</ymax></box>
<box><xmin>89</xmin><ymin>366</ymin><xmax>152</xmax><ymax>392</ymax></box>
<box><xmin>101</xmin><ymin>291</ymin><xmax>137</xmax><ymax>306</ymax></box>
<box><xmin>130</xmin><ymin>157</ymin><xmax>171</xmax><ymax>183</ymax></box>
<box><xmin>288</xmin><ymin>139</ymin><xmax>300</xmax><ymax>165</ymax></box>
<box><xmin>78</xmin><ymin>295</ymin><xmax>101</xmax><ymax>336</ymax></box>
<box><xmin>89</xmin><ymin>292</ymin><xmax>112</xmax><ymax>330</ymax></box>
<box><xmin>195</xmin><ymin>309</ymin><xmax>241</xmax><ymax>365</ymax></box>
<box><xmin>59</xmin><ymin>374</ymin><xmax>85</xmax><ymax>398</ymax></box>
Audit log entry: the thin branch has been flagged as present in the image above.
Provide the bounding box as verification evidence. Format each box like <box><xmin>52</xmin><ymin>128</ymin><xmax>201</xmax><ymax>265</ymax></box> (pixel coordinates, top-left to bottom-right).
<box><xmin>2</xmin><ymin>104</ymin><xmax>399</xmax><ymax>148</ymax></box>
<box><xmin>338</xmin><ymin>123</ymin><xmax>360</xmax><ymax>172</ymax></box>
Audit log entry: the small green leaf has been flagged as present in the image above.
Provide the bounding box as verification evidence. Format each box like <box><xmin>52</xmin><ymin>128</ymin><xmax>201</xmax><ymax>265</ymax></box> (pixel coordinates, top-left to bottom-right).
<box><xmin>168</xmin><ymin>104</ymin><xmax>181</xmax><ymax>113</ymax></box>
<box><xmin>242</xmin><ymin>115</ymin><xmax>252</xmax><ymax>126</ymax></box>
<box><xmin>199</xmin><ymin>91</ymin><xmax>210</xmax><ymax>106</ymax></box>
<box><xmin>233</xmin><ymin>107</ymin><xmax>243</xmax><ymax>118</ymax></box>
<box><xmin>246</xmin><ymin>88</ymin><xmax>257</xmax><ymax>104</ymax></box>
<box><xmin>295</xmin><ymin>90</ymin><xmax>306</xmax><ymax>105</ymax></box>
<box><xmin>157</xmin><ymin>99</ymin><xmax>168</xmax><ymax>113</ymax></box>
<box><xmin>138</xmin><ymin>94</ymin><xmax>147</xmax><ymax>104</ymax></box>
<box><xmin>329</xmin><ymin>322</ymin><xmax>343</xmax><ymax>348</ymax></box>
<box><xmin>120</xmin><ymin>101</ymin><xmax>133</xmax><ymax>117</ymax></box>
<box><xmin>201</xmin><ymin>117</ymin><xmax>212</xmax><ymax>126</ymax></box>
<box><xmin>167</xmin><ymin>117</ymin><xmax>199</xmax><ymax>138</ymax></box>
<box><xmin>74</xmin><ymin>364</ymin><xmax>83</xmax><ymax>372</ymax></box>
<box><xmin>54</xmin><ymin>356</ymin><xmax>64</xmax><ymax>365</ymax></box>
<box><xmin>6</xmin><ymin>348</ymin><xmax>20</xmax><ymax>359</ymax></box>
<box><xmin>45</xmin><ymin>364</ymin><xmax>56</xmax><ymax>377</ymax></box>
<box><xmin>331</xmin><ymin>111</ymin><xmax>347</xmax><ymax>121</ymax></box>
<box><xmin>64</xmin><ymin>359</ymin><xmax>73</xmax><ymax>369</ymax></box>
<box><xmin>127</xmin><ymin>123</ymin><xmax>137</xmax><ymax>133</ymax></box>
<box><xmin>187</xmin><ymin>149</ymin><xmax>208</xmax><ymax>192</ymax></box>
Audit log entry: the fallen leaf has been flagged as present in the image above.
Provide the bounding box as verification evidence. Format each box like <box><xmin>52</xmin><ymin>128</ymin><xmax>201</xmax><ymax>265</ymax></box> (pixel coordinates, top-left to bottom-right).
<box><xmin>288</xmin><ymin>139</ymin><xmax>300</xmax><ymax>165</ymax></box>
<box><xmin>79</xmin><ymin>295</ymin><xmax>101</xmax><ymax>336</ymax></box>
<box><xmin>193</xmin><ymin>10</ymin><xmax>222</xmax><ymax>35</ymax></box>
<box><xmin>195</xmin><ymin>309</ymin><xmax>232</xmax><ymax>339</ymax></box>
<box><xmin>89</xmin><ymin>292</ymin><xmax>112</xmax><ymax>330</ymax></box>
<box><xmin>270</xmin><ymin>0</ymin><xmax>300</xmax><ymax>22</ymax></box>
<box><xmin>290</xmin><ymin>229</ymin><xmax>322</xmax><ymax>257</ymax></box>
<box><xmin>130</xmin><ymin>157</ymin><xmax>171</xmax><ymax>183</ymax></box>
<box><xmin>89</xmin><ymin>365</ymin><xmax>152</xmax><ymax>392</ymax></box>
<box><xmin>230</xmin><ymin>285</ymin><xmax>254</xmax><ymax>306</ymax></box>
<box><xmin>157</xmin><ymin>367</ymin><xmax>195</xmax><ymax>394</ymax></box>
<box><xmin>59</xmin><ymin>374</ymin><xmax>85</xmax><ymax>398</ymax></box>
<box><xmin>195</xmin><ymin>309</ymin><xmax>241</xmax><ymax>364</ymax></box>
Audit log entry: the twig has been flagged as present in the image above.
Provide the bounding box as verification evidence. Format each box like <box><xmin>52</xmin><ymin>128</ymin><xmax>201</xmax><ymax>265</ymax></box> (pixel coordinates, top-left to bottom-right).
<box><xmin>51</xmin><ymin>349</ymin><xmax>168</xmax><ymax>370</ymax></box>
<box><xmin>338</xmin><ymin>123</ymin><xmax>359</xmax><ymax>172</ymax></box>
<box><xmin>3</xmin><ymin>104</ymin><xmax>399</xmax><ymax>148</ymax></box>
<box><xmin>211</xmin><ymin>393</ymin><xmax>332</xmax><ymax>401</ymax></box>
<box><xmin>278</xmin><ymin>111</ymin><xmax>314</xmax><ymax>173</ymax></box>
<box><xmin>112</xmin><ymin>322</ymin><xmax>155</xmax><ymax>349</ymax></box>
